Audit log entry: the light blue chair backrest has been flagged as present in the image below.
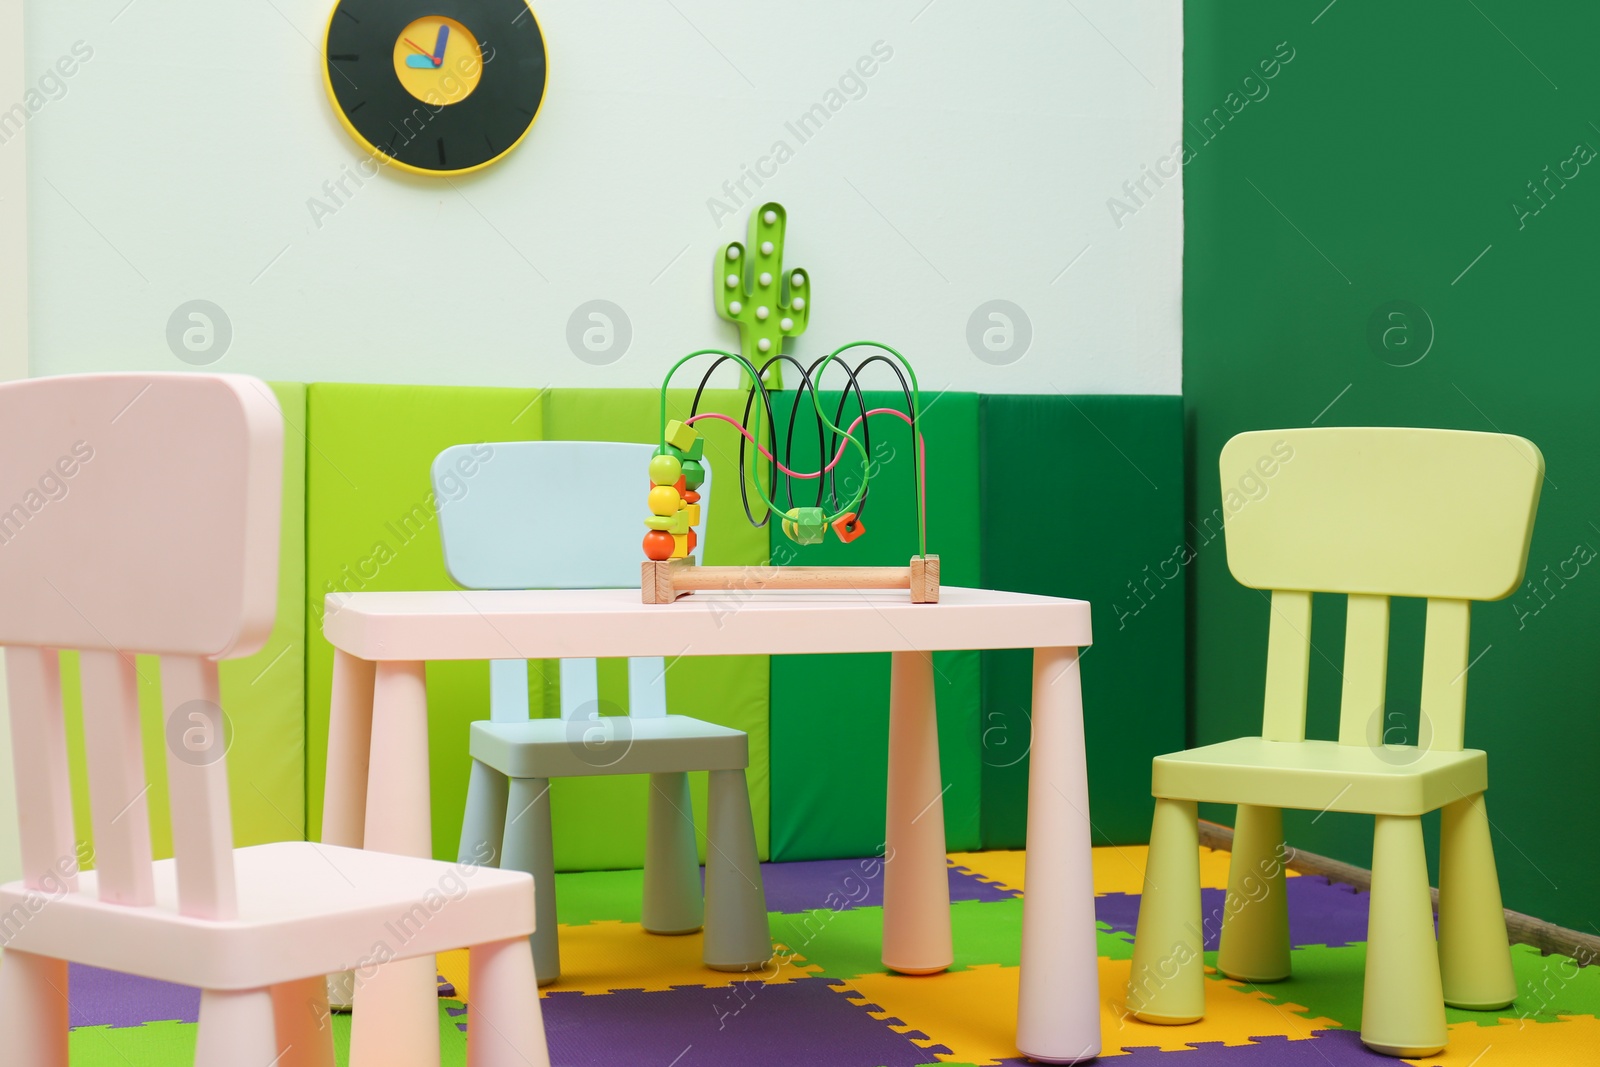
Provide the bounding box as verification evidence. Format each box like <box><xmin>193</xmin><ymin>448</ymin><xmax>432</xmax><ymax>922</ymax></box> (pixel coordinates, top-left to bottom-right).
<box><xmin>432</xmin><ymin>441</ymin><xmax>713</xmax><ymax>724</ymax></box>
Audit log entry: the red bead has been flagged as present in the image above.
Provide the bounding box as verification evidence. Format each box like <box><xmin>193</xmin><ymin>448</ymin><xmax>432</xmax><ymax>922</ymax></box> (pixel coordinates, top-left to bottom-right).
<box><xmin>643</xmin><ymin>530</ymin><xmax>674</xmax><ymax>560</ymax></box>
<box><xmin>687</xmin><ymin>528</ymin><xmax>698</xmax><ymax>553</ymax></box>
<box><xmin>832</xmin><ymin>512</ymin><xmax>866</xmax><ymax>543</ymax></box>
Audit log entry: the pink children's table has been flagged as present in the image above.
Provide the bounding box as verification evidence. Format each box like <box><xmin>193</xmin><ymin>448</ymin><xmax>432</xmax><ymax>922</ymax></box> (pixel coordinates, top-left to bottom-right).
<box><xmin>321</xmin><ymin>585</ymin><xmax>1101</xmax><ymax>1064</ymax></box>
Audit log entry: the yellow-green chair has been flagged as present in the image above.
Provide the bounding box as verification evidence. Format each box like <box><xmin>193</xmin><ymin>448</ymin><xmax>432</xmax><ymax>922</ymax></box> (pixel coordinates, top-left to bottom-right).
<box><xmin>1127</xmin><ymin>426</ymin><xmax>1542</xmax><ymax>1058</ymax></box>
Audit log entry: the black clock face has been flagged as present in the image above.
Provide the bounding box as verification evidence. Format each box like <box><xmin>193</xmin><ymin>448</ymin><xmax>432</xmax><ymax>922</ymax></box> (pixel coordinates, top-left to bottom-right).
<box><xmin>324</xmin><ymin>0</ymin><xmax>546</xmax><ymax>176</ymax></box>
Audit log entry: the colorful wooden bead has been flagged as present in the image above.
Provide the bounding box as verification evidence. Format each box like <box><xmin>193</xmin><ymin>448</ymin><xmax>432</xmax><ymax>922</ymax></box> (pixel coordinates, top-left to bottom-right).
<box><xmin>781</xmin><ymin>506</ymin><xmax>825</xmax><ymax>545</ymax></box>
<box><xmin>648</xmin><ymin>485</ymin><xmax>681</xmax><ymax>516</ymax></box>
<box><xmin>667</xmin><ymin>509</ymin><xmax>690</xmax><ymax>535</ymax></box>
<box><xmin>670</xmin><ymin>532</ymin><xmax>689</xmax><ymax>558</ymax></box>
<box><xmin>674</xmin><ymin>475</ymin><xmax>687</xmax><ymax>495</ymax></box>
<box><xmin>680</xmin><ymin>458</ymin><xmax>706</xmax><ymax>490</ymax></box>
<box><xmin>644</xmin><ymin>515</ymin><xmax>674</xmax><ymax>531</ymax></box>
<box><xmin>664</xmin><ymin>419</ymin><xmax>700</xmax><ymax>452</ymax></box>
<box><xmin>831</xmin><ymin>512</ymin><xmax>866</xmax><ymax>543</ymax></box>
<box><xmin>683</xmin><ymin>490</ymin><xmax>701</xmax><ymax>504</ymax></box>
<box><xmin>643</xmin><ymin>530</ymin><xmax>674</xmax><ymax>560</ymax></box>
<box><xmin>664</xmin><ymin>436</ymin><xmax>705</xmax><ymax>462</ymax></box>
<box><xmin>687</xmin><ymin>528</ymin><xmax>698</xmax><ymax>553</ymax></box>
<box><xmin>648</xmin><ymin>453</ymin><xmax>682</xmax><ymax>486</ymax></box>
<box><xmin>684</xmin><ymin>503</ymin><xmax>701</xmax><ymax>526</ymax></box>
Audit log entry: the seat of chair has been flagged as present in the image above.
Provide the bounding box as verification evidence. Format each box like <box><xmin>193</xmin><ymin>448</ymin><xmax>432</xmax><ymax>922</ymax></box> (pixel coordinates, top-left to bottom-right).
<box><xmin>470</xmin><ymin>714</ymin><xmax>749</xmax><ymax>779</ymax></box>
<box><xmin>1151</xmin><ymin>737</ymin><xmax>1487</xmax><ymax>817</ymax></box>
<box><xmin>0</xmin><ymin>842</ymin><xmax>533</xmax><ymax>991</ymax></box>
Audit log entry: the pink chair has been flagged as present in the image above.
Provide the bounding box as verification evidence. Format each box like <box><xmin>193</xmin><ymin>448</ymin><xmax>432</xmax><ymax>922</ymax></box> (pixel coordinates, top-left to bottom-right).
<box><xmin>0</xmin><ymin>374</ymin><xmax>549</xmax><ymax>1067</ymax></box>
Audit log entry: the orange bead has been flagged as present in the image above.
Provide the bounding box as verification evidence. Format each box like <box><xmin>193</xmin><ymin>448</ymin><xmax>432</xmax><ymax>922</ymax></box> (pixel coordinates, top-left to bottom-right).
<box><xmin>643</xmin><ymin>530</ymin><xmax>674</xmax><ymax>560</ymax></box>
<box><xmin>832</xmin><ymin>512</ymin><xmax>866</xmax><ymax>543</ymax></box>
<box><xmin>674</xmin><ymin>475</ymin><xmax>687</xmax><ymax>495</ymax></box>
<box><xmin>683</xmin><ymin>490</ymin><xmax>701</xmax><ymax>504</ymax></box>
<box><xmin>687</xmin><ymin>528</ymin><xmax>698</xmax><ymax>552</ymax></box>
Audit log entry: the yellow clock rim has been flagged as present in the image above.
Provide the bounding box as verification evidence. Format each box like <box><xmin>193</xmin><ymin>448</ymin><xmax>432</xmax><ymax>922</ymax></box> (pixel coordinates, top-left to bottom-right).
<box><xmin>320</xmin><ymin>1</ymin><xmax>548</xmax><ymax>178</ymax></box>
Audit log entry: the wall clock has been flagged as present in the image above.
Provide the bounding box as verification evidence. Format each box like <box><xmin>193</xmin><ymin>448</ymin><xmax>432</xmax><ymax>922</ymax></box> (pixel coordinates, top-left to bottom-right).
<box><xmin>322</xmin><ymin>0</ymin><xmax>547</xmax><ymax>177</ymax></box>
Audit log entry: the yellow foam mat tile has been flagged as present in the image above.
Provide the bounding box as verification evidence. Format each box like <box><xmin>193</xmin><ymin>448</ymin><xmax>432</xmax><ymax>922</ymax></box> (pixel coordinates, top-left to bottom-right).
<box><xmin>827</xmin><ymin>956</ymin><xmax>1340</xmax><ymax>1064</ymax></box>
<box><xmin>438</xmin><ymin>922</ymin><xmax>821</xmax><ymax>1000</ymax></box>
<box><xmin>949</xmin><ymin>844</ymin><xmax>1281</xmax><ymax>897</ymax></box>
<box><xmin>1403</xmin><ymin>1015</ymin><xmax>1600</xmax><ymax>1066</ymax></box>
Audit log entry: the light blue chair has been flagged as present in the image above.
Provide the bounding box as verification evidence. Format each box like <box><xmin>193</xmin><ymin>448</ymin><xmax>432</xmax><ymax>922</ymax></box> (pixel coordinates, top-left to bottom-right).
<box><xmin>432</xmin><ymin>441</ymin><xmax>770</xmax><ymax>985</ymax></box>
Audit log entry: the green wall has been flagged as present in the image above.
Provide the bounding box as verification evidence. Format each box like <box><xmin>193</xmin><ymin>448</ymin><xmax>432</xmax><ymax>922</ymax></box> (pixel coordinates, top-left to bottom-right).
<box><xmin>1185</xmin><ymin>1</ymin><xmax>1600</xmax><ymax>929</ymax></box>
<box><xmin>980</xmin><ymin>396</ymin><xmax>1187</xmax><ymax>849</ymax></box>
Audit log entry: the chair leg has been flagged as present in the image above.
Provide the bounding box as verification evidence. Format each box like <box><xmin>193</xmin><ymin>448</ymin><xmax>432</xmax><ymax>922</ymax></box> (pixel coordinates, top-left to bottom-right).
<box><xmin>467</xmin><ymin>937</ymin><xmax>551</xmax><ymax>1067</ymax></box>
<box><xmin>642</xmin><ymin>770</ymin><xmax>704</xmax><ymax>935</ymax></box>
<box><xmin>1127</xmin><ymin>797</ymin><xmax>1205</xmax><ymax>1024</ymax></box>
<box><xmin>0</xmin><ymin>949</ymin><xmax>67</xmax><ymax>1066</ymax></box>
<box><xmin>196</xmin><ymin>988</ymin><xmax>280</xmax><ymax>1067</ymax></box>
<box><xmin>1217</xmin><ymin>804</ymin><xmax>1291</xmax><ymax>982</ymax></box>
<box><xmin>1362</xmin><ymin>814</ymin><xmax>1447</xmax><ymax>1057</ymax></box>
<box><xmin>271</xmin><ymin>976</ymin><xmax>337</xmax><ymax>1067</ymax></box>
<box><xmin>501</xmin><ymin>776</ymin><xmax>559</xmax><ymax>985</ymax></box>
<box><xmin>1439</xmin><ymin>792</ymin><xmax>1516</xmax><ymax>1010</ymax></box>
<box><xmin>460</xmin><ymin>759</ymin><xmax>511</xmax><ymax>867</ymax></box>
<box><xmin>350</xmin><ymin>955</ymin><xmax>442</xmax><ymax>1067</ymax></box>
<box><xmin>702</xmin><ymin>768</ymin><xmax>771</xmax><ymax>972</ymax></box>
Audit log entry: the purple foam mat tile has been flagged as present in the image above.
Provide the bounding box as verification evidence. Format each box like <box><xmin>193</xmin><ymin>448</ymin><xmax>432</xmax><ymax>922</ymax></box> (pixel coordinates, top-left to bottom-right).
<box><xmin>67</xmin><ymin>963</ymin><xmax>200</xmax><ymax>1029</ymax></box>
<box><xmin>747</xmin><ymin>858</ymin><xmax>1017</xmax><ymax>915</ymax></box>
<box><xmin>1097</xmin><ymin>876</ymin><xmax>1371</xmax><ymax>951</ymax></box>
<box><xmin>535</xmin><ymin>978</ymin><xmax>943</xmax><ymax>1067</ymax></box>
<box><xmin>1103</xmin><ymin>1029</ymin><xmax>1395</xmax><ymax>1062</ymax></box>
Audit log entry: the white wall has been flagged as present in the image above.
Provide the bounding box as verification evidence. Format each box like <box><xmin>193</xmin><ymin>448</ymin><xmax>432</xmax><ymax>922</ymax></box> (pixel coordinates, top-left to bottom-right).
<box><xmin>26</xmin><ymin>1</ymin><xmax>1180</xmax><ymax>397</ymax></box>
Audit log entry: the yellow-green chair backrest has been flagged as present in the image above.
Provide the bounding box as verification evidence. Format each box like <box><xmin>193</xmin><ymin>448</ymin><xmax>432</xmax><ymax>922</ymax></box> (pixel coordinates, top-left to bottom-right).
<box><xmin>1218</xmin><ymin>427</ymin><xmax>1543</xmax><ymax>751</ymax></box>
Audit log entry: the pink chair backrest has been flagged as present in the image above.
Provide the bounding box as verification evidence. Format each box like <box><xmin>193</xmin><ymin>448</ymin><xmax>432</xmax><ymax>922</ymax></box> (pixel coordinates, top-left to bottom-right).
<box><xmin>0</xmin><ymin>373</ymin><xmax>283</xmax><ymax>922</ymax></box>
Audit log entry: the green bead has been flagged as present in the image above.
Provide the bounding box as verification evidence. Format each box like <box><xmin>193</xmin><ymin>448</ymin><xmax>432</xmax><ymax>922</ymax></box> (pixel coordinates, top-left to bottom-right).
<box><xmin>648</xmin><ymin>454</ymin><xmax>682</xmax><ymax>486</ymax></box>
<box><xmin>644</xmin><ymin>515</ymin><xmax>674</xmax><ymax>531</ymax></box>
<box><xmin>782</xmin><ymin>506</ymin><xmax>825</xmax><ymax>545</ymax></box>
<box><xmin>680</xmin><ymin>458</ymin><xmax>706</xmax><ymax>490</ymax></box>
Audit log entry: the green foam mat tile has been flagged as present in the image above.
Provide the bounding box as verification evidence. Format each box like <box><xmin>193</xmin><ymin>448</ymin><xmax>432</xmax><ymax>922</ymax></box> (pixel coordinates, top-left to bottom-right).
<box><xmin>773</xmin><ymin>897</ymin><xmax>1132</xmax><ymax>980</ymax></box>
<box><xmin>555</xmin><ymin>867</ymin><xmax>646</xmax><ymax>926</ymax></box>
<box><xmin>1213</xmin><ymin>942</ymin><xmax>1600</xmax><ymax>1034</ymax></box>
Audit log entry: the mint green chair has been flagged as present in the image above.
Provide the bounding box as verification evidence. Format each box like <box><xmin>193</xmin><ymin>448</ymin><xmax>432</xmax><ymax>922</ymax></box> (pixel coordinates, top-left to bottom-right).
<box><xmin>1127</xmin><ymin>427</ymin><xmax>1542</xmax><ymax>1058</ymax></box>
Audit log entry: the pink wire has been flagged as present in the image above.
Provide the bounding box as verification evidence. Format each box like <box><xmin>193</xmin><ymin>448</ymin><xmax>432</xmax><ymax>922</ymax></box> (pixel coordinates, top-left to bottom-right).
<box><xmin>686</xmin><ymin>409</ymin><xmax>922</xmax><ymax>479</ymax></box>
<box><xmin>685</xmin><ymin>408</ymin><xmax>927</xmax><ymax>523</ymax></box>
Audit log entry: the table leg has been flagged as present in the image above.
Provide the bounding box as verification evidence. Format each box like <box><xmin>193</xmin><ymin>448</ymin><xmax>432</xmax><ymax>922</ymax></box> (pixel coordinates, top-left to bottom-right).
<box><xmin>322</xmin><ymin>650</ymin><xmax>375</xmax><ymax>848</ymax></box>
<box><xmin>349</xmin><ymin>661</ymin><xmax>439</xmax><ymax>1067</ymax></box>
<box><xmin>1016</xmin><ymin>647</ymin><xmax>1100</xmax><ymax>1063</ymax></box>
<box><xmin>882</xmin><ymin>650</ymin><xmax>953</xmax><ymax>976</ymax></box>
<box><xmin>323</xmin><ymin>650</ymin><xmax>375</xmax><ymax>1010</ymax></box>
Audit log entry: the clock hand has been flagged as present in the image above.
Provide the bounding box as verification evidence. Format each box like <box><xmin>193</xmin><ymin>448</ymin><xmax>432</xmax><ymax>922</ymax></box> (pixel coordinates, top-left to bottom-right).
<box><xmin>432</xmin><ymin>24</ymin><xmax>450</xmax><ymax>65</ymax></box>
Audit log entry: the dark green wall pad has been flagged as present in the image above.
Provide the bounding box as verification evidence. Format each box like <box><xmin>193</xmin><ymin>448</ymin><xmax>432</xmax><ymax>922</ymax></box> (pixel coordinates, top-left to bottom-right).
<box><xmin>542</xmin><ymin>389</ymin><xmax>772</xmax><ymax>867</ymax></box>
<box><xmin>1185</xmin><ymin>1</ymin><xmax>1600</xmax><ymax>929</ymax></box>
<box><xmin>979</xmin><ymin>395</ymin><xmax>1185</xmax><ymax>848</ymax></box>
<box><xmin>767</xmin><ymin>391</ymin><xmax>982</xmax><ymax>860</ymax></box>
<box><xmin>305</xmin><ymin>384</ymin><xmax>546</xmax><ymax>861</ymax></box>
<box><xmin>60</xmin><ymin>382</ymin><xmax>307</xmax><ymax>863</ymax></box>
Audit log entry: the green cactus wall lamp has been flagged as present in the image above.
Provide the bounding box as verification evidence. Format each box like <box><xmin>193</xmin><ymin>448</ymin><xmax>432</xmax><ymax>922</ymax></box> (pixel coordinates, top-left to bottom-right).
<box><xmin>715</xmin><ymin>202</ymin><xmax>810</xmax><ymax>389</ymax></box>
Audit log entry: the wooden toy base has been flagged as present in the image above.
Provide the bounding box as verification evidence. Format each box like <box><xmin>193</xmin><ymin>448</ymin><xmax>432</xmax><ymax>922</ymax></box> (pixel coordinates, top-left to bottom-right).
<box><xmin>642</xmin><ymin>555</ymin><xmax>940</xmax><ymax>604</ymax></box>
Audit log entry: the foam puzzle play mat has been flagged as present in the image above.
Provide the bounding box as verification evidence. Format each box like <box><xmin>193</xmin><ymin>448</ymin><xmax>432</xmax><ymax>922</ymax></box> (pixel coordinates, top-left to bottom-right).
<box><xmin>51</xmin><ymin>844</ymin><xmax>1599</xmax><ymax>1066</ymax></box>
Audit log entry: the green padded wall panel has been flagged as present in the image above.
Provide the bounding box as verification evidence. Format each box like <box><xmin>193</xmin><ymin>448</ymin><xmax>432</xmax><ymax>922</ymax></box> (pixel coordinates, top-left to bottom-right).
<box><xmin>305</xmin><ymin>384</ymin><xmax>545</xmax><ymax>860</ymax></box>
<box><xmin>767</xmin><ymin>391</ymin><xmax>982</xmax><ymax>860</ymax></box>
<box><xmin>979</xmin><ymin>395</ymin><xmax>1185</xmax><ymax>848</ymax></box>
<box><xmin>1186</xmin><ymin>1</ymin><xmax>1600</xmax><ymax>929</ymax></box>
<box><xmin>543</xmin><ymin>389</ymin><xmax>771</xmax><ymax>868</ymax></box>
<box><xmin>62</xmin><ymin>381</ymin><xmax>307</xmax><ymax>862</ymax></box>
